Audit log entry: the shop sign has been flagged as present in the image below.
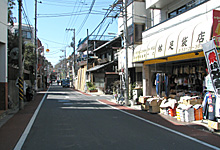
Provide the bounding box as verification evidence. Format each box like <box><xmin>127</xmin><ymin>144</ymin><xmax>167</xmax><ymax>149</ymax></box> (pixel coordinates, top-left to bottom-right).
<box><xmin>155</xmin><ymin>36</ymin><xmax>166</xmax><ymax>58</ymax></box>
<box><xmin>202</xmin><ymin>39</ymin><xmax>220</xmax><ymax>117</ymax></box>
<box><xmin>139</xmin><ymin>49</ymin><xmax>146</xmax><ymax>61</ymax></box>
<box><xmin>191</xmin><ymin>22</ymin><xmax>212</xmax><ymax>50</ymax></box>
<box><xmin>212</xmin><ymin>10</ymin><xmax>220</xmax><ymax>37</ymax></box>
<box><xmin>140</xmin><ymin>43</ymin><xmax>148</xmax><ymax>61</ymax></box>
<box><xmin>165</xmin><ymin>32</ymin><xmax>178</xmax><ymax>56</ymax></box>
<box><xmin>146</xmin><ymin>41</ymin><xmax>156</xmax><ymax>59</ymax></box>
<box><xmin>177</xmin><ymin>27</ymin><xmax>193</xmax><ymax>53</ymax></box>
<box><xmin>133</xmin><ymin>45</ymin><xmax>141</xmax><ymax>62</ymax></box>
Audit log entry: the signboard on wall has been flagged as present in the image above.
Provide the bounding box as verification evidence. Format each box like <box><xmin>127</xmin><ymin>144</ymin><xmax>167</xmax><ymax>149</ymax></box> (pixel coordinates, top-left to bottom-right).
<box><xmin>177</xmin><ymin>27</ymin><xmax>193</xmax><ymax>53</ymax></box>
<box><xmin>213</xmin><ymin>10</ymin><xmax>220</xmax><ymax>37</ymax></box>
<box><xmin>202</xmin><ymin>39</ymin><xmax>220</xmax><ymax>118</ymax></box>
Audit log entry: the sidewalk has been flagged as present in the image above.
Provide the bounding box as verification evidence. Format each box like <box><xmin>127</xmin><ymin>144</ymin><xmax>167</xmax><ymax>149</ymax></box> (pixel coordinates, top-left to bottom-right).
<box><xmin>86</xmin><ymin>90</ymin><xmax>220</xmax><ymax>136</ymax></box>
<box><xmin>0</xmin><ymin>91</ymin><xmax>46</xmax><ymax>150</ymax></box>
<box><xmin>108</xmin><ymin>96</ymin><xmax>220</xmax><ymax>136</ymax></box>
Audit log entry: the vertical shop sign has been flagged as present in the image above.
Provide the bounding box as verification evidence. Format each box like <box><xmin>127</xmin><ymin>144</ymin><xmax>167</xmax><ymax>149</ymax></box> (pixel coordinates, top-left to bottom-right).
<box><xmin>202</xmin><ymin>39</ymin><xmax>220</xmax><ymax>118</ymax></box>
<box><xmin>213</xmin><ymin>10</ymin><xmax>220</xmax><ymax>37</ymax></box>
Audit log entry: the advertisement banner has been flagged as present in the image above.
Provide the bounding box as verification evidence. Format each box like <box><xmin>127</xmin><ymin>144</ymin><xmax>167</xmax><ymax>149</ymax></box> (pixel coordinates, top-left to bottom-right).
<box><xmin>202</xmin><ymin>39</ymin><xmax>220</xmax><ymax>117</ymax></box>
<box><xmin>213</xmin><ymin>10</ymin><xmax>220</xmax><ymax>37</ymax></box>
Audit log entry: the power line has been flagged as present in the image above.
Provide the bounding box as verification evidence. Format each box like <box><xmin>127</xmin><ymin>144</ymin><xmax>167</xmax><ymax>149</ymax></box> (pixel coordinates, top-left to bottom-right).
<box><xmin>37</xmin><ymin>12</ymin><xmax>105</xmax><ymax>18</ymax></box>
<box><xmin>76</xmin><ymin>0</ymin><xmax>96</xmax><ymax>36</ymax></box>
<box><xmin>89</xmin><ymin>0</ymin><xmax>120</xmax><ymax>37</ymax></box>
<box><xmin>39</xmin><ymin>37</ymin><xmax>67</xmax><ymax>45</ymax></box>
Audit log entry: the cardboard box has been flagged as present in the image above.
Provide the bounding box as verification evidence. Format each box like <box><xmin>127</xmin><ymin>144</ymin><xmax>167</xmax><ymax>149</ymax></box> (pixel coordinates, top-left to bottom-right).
<box><xmin>149</xmin><ymin>106</ymin><xmax>160</xmax><ymax>113</ymax></box>
<box><xmin>183</xmin><ymin>99</ymin><xmax>202</xmax><ymax>105</ymax></box>
<box><xmin>208</xmin><ymin>120</ymin><xmax>220</xmax><ymax>130</ymax></box>
<box><xmin>160</xmin><ymin>107</ymin><xmax>169</xmax><ymax>115</ymax></box>
<box><xmin>148</xmin><ymin>99</ymin><xmax>158</xmax><ymax>106</ymax></box>
<box><xmin>194</xmin><ymin>108</ymin><xmax>203</xmax><ymax>120</ymax></box>
<box><xmin>141</xmin><ymin>103</ymin><xmax>149</xmax><ymax>111</ymax></box>
<box><xmin>139</xmin><ymin>96</ymin><xmax>151</xmax><ymax>104</ymax></box>
<box><xmin>168</xmin><ymin>107</ymin><xmax>176</xmax><ymax>117</ymax></box>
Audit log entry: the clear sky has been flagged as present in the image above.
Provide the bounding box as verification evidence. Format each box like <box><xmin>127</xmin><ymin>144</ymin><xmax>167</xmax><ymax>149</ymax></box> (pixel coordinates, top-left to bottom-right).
<box><xmin>12</xmin><ymin>0</ymin><xmax>119</xmax><ymax>66</ymax></box>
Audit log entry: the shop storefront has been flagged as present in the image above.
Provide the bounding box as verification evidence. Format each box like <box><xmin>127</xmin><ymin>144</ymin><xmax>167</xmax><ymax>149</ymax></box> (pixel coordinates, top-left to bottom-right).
<box><xmin>133</xmin><ymin>7</ymin><xmax>220</xmax><ymax>128</ymax></box>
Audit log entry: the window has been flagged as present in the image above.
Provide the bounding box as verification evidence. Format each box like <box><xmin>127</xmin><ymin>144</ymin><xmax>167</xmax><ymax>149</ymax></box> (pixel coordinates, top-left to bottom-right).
<box><xmin>27</xmin><ymin>31</ymin><xmax>32</xmax><ymax>39</ymax></box>
<box><xmin>127</xmin><ymin>25</ymin><xmax>134</xmax><ymax>45</ymax></box>
<box><xmin>178</xmin><ymin>6</ymin><xmax>187</xmax><ymax>14</ymax></box>
<box><xmin>168</xmin><ymin>0</ymin><xmax>208</xmax><ymax>19</ymax></box>
<box><xmin>127</xmin><ymin>0</ymin><xmax>145</xmax><ymax>6</ymax></box>
<box><xmin>134</xmin><ymin>24</ymin><xmax>145</xmax><ymax>43</ymax></box>
<box><xmin>168</xmin><ymin>11</ymin><xmax>177</xmax><ymax>18</ymax></box>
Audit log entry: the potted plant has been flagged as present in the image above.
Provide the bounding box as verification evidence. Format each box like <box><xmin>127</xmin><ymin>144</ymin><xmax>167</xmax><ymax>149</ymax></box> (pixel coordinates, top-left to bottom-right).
<box><xmin>86</xmin><ymin>82</ymin><xmax>98</xmax><ymax>92</ymax></box>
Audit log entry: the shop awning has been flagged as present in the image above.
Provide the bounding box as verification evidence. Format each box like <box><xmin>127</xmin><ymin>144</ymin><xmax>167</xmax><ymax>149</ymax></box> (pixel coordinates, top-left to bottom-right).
<box><xmin>86</xmin><ymin>61</ymin><xmax>115</xmax><ymax>72</ymax></box>
<box><xmin>133</xmin><ymin>21</ymin><xmax>212</xmax><ymax>63</ymax></box>
<box><xmin>177</xmin><ymin>26</ymin><xmax>194</xmax><ymax>54</ymax></box>
<box><xmin>133</xmin><ymin>45</ymin><xmax>142</xmax><ymax>62</ymax></box>
<box><xmin>155</xmin><ymin>35</ymin><xmax>167</xmax><ymax>58</ymax></box>
<box><xmin>143</xmin><ymin>51</ymin><xmax>205</xmax><ymax>65</ymax></box>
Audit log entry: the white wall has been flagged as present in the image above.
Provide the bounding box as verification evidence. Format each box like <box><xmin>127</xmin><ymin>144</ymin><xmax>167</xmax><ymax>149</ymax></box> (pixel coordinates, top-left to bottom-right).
<box><xmin>0</xmin><ymin>0</ymin><xmax>8</xmax><ymax>82</ymax></box>
<box><xmin>143</xmin><ymin>0</ymin><xmax>219</xmax><ymax>42</ymax></box>
<box><xmin>118</xmin><ymin>47</ymin><xmax>133</xmax><ymax>70</ymax></box>
<box><xmin>118</xmin><ymin>1</ymin><xmax>147</xmax><ymax>34</ymax></box>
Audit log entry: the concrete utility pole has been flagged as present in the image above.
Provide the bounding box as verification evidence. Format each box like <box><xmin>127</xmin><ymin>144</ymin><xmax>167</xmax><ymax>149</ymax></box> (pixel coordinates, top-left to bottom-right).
<box><xmin>18</xmin><ymin>0</ymin><xmax>24</xmax><ymax>109</ymax></box>
<box><xmin>66</xmin><ymin>28</ymin><xmax>76</xmax><ymax>77</ymax></box>
<box><xmin>87</xmin><ymin>29</ymin><xmax>89</xmax><ymax>71</ymax></box>
<box><xmin>123</xmin><ymin>0</ymin><xmax>129</xmax><ymax>106</ymax></box>
<box><xmin>73</xmin><ymin>29</ymin><xmax>76</xmax><ymax>77</ymax></box>
<box><xmin>34</xmin><ymin>0</ymin><xmax>38</xmax><ymax>91</ymax></box>
<box><xmin>61</xmin><ymin>48</ymin><xmax>67</xmax><ymax>79</ymax></box>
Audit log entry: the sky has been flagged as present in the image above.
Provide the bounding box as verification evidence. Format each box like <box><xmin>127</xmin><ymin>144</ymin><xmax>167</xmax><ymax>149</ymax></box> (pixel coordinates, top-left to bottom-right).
<box><xmin>12</xmin><ymin>0</ymin><xmax>119</xmax><ymax>66</ymax></box>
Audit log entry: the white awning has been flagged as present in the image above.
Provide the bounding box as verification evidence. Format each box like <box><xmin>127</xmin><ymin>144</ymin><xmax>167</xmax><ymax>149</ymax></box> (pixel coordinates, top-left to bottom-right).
<box><xmin>191</xmin><ymin>21</ymin><xmax>212</xmax><ymax>50</ymax></box>
<box><xmin>133</xmin><ymin>21</ymin><xmax>212</xmax><ymax>63</ymax></box>
<box><xmin>155</xmin><ymin>35</ymin><xmax>167</xmax><ymax>58</ymax></box>
<box><xmin>177</xmin><ymin>26</ymin><xmax>194</xmax><ymax>54</ymax></box>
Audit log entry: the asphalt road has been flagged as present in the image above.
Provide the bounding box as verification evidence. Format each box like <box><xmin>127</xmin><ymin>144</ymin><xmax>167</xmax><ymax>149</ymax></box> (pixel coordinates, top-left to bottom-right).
<box><xmin>19</xmin><ymin>85</ymin><xmax>219</xmax><ymax>150</ymax></box>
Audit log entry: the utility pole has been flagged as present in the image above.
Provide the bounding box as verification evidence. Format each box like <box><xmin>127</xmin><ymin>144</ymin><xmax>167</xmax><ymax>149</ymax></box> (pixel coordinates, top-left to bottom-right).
<box><xmin>18</xmin><ymin>0</ymin><xmax>24</xmax><ymax>109</ymax></box>
<box><xmin>73</xmin><ymin>29</ymin><xmax>75</xmax><ymax>78</ymax></box>
<box><xmin>87</xmin><ymin>29</ymin><xmax>89</xmax><ymax>71</ymax></box>
<box><xmin>35</xmin><ymin>0</ymin><xmax>38</xmax><ymax>91</ymax></box>
<box><xmin>123</xmin><ymin>0</ymin><xmax>129</xmax><ymax>106</ymax></box>
<box><xmin>61</xmin><ymin>49</ymin><xmax>67</xmax><ymax>79</ymax></box>
<box><xmin>66</xmin><ymin>28</ymin><xmax>76</xmax><ymax>79</ymax></box>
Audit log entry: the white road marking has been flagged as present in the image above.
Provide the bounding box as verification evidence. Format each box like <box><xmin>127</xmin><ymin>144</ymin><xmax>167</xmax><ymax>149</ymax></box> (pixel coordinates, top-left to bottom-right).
<box><xmin>14</xmin><ymin>87</ymin><xmax>50</xmax><ymax>150</ymax></box>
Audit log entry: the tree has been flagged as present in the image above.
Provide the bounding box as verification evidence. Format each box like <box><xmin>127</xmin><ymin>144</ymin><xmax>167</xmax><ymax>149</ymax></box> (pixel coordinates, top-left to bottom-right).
<box><xmin>24</xmin><ymin>43</ymin><xmax>35</xmax><ymax>72</ymax></box>
<box><xmin>8</xmin><ymin>0</ymin><xmax>16</xmax><ymax>25</ymax></box>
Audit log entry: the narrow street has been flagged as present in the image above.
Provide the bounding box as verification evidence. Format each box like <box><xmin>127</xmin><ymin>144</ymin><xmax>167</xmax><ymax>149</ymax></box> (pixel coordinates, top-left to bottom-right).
<box><xmin>14</xmin><ymin>85</ymin><xmax>220</xmax><ymax>150</ymax></box>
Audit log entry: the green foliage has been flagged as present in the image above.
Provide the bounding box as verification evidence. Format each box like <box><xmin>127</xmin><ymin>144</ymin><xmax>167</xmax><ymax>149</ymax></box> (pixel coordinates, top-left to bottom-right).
<box><xmin>86</xmin><ymin>82</ymin><xmax>97</xmax><ymax>91</ymax></box>
<box><xmin>8</xmin><ymin>0</ymin><xmax>16</xmax><ymax>25</ymax></box>
<box><xmin>7</xmin><ymin>30</ymin><xmax>25</xmax><ymax>66</ymax></box>
<box><xmin>86</xmin><ymin>82</ymin><xmax>94</xmax><ymax>88</ymax></box>
<box><xmin>24</xmin><ymin>43</ymin><xmax>35</xmax><ymax>71</ymax></box>
<box><xmin>88</xmin><ymin>87</ymin><xmax>97</xmax><ymax>91</ymax></box>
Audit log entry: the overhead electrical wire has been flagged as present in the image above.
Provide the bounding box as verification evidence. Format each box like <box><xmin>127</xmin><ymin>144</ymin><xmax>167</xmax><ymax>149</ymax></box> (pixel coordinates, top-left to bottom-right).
<box><xmin>76</xmin><ymin>0</ymin><xmax>96</xmax><ymax>36</ymax></box>
<box><xmin>39</xmin><ymin>37</ymin><xmax>67</xmax><ymax>45</ymax></box>
<box><xmin>89</xmin><ymin>0</ymin><xmax>120</xmax><ymax>38</ymax></box>
<box><xmin>63</xmin><ymin>0</ymin><xmax>80</xmax><ymax>47</ymax></box>
<box><xmin>21</xmin><ymin>5</ymin><xmax>33</xmax><ymax>31</ymax></box>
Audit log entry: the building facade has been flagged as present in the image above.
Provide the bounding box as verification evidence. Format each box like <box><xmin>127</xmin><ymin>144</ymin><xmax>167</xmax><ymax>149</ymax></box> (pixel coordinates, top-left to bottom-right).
<box><xmin>133</xmin><ymin>0</ymin><xmax>217</xmax><ymax>98</ymax></box>
<box><xmin>10</xmin><ymin>23</ymin><xmax>35</xmax><ymax>45</ymax></box>
<box><xmin>0</xmin><ymin>0</ymin><xmax>8</xmax><ymax>110</ymax></box>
